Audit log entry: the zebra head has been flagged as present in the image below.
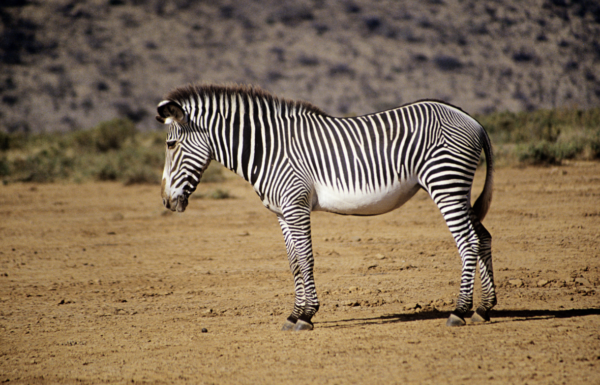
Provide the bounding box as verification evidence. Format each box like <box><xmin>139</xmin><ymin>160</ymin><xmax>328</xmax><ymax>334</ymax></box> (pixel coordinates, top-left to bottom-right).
<box><xmin>156</xmin><ymin>99</ymin><xmax>211</xmax><ymax>213</ymax></box>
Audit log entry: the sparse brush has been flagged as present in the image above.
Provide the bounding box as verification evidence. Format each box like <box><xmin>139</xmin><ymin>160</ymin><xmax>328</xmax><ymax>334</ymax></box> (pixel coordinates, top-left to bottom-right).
<box><xmin>1</xmin><ymin>108</ymin><xmax>598</xmax><ymax>184</ymax></box>
<box><xmin>191</xmin><ymin>188</ymin><xmax>233</xmax><ymax>200</ymax></box>
<box><xmin>476</xmin><ymin>107</ymin><xmax>600</xmax><ymax>165</ymax></box>
<box><xmin>209</xmin><ymin>188</ymin><xmax>232</xmax><ymax>199</ymax></box>
<box><xmin>0</xmin><ymin>117</ymin><xmax>228</xmax><ymax>185</ymax></box>
<box><xmin>74</xmin><ymin>118</ymin><xmax>137</xmax><ymax>152</ymax></box>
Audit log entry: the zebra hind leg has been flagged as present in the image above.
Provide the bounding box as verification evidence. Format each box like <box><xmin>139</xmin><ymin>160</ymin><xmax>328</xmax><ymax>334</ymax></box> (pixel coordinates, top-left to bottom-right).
<box><xmin>281</xmin><ymin>299</ymin><xmax>319</xmax><ymax>331</ymax></box>
<box><xmin>470</xmin><ymin>215</ymin><xmax>496</xmax><ymax>323</ymax></box>
<box><xmin>444</xmin><ymin>208</ymin><xmax>496</xmax><ymax>326</ymax></box>
<box><xmin>434</xmin><ymin>199</ymin><xmax>481</xmax><ymax>327</ymax></box>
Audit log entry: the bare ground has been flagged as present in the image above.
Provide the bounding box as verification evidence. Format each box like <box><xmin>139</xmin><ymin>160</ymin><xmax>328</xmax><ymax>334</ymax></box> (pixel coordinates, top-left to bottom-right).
<box><xmin>1</xmin><ymin>162</ymin><xmax>599</xmax><ymax>384</ymax></box>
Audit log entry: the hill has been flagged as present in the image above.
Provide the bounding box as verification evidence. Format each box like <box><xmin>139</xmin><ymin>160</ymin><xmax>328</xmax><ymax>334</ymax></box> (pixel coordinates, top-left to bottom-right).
<box><xmin>1</xmin><ymin>0</ymin><xmax>599</xmax><ymax>133</ymax></box>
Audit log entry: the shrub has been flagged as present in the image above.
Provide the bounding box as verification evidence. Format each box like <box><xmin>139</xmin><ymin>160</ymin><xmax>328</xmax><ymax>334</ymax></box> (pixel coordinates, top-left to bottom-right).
<box><xmin>209</xmin><ymin>188</ymin><xmax>232</xmax><ymax>199</ymax></box>
<box><xmin>11</xmin><ymin>147</ymin><xmax>74</xmax><ymax>182</ymax></box>
<box><xmin>518</xmin><ymin>141</ymin><xmax>559</xmax><ymax>165</ymax></box>
<box><xmin>590</xmin><ymin>131</ymin><xmax>600</xmax><ymax>159</ymax></box>
<box><xmin>517</xmin><ymin>139</ymin><xmax>585</xmax><ymax>165</ymax></box>
<box><xmin>124</xmin><ymin>167</ymin><xmax>160</xmax><ymax>185</ymax></box>
<box><xmin>0</xmin><ymin>108</ymin><xmax>598</xmax><ymax>184</ymax></box>
<box><xmin>0</xmin><ymin>156</ymin><xmax>9</xmax><ymax>176</ymax></box>
<box><xmin>477</xmin><ymin>107</ymin><xmax>600</xmax><ymax>145</ymax></box>
<box><xmin>0</xmin><ymin>131</ymin><xmax>10</xmax><ymax>151</ymax></box>
<box><xmin>72</xmin><ymin>118</ymin><xmax>137</xmax><ymax>152</ymax></box>
<box><xmin>93</xmin><ymin>118</ymin><xmax>137</xmax><ymax>152</ymax></box>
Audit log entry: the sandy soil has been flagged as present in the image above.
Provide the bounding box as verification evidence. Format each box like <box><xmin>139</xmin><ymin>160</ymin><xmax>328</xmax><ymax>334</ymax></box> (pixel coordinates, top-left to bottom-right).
<box><xmin>1</xmin><ymin>162</ymin><xmax>599</xmax><ymax>384</ymax></box>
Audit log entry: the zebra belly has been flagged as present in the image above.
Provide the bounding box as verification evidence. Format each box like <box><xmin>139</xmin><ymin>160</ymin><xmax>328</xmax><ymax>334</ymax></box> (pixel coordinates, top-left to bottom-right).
<box><xmin>312</xmin><ymin>177</ymin><xmax>421</xmax><ymax>216</ymax></box>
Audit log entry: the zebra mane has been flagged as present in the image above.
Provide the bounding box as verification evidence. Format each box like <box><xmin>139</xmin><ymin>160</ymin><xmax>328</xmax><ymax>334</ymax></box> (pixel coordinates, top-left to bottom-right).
<box><xmin>164</xmin><ymin>83</ymin><xmax>326</xmax><ymax>116</ymax></box>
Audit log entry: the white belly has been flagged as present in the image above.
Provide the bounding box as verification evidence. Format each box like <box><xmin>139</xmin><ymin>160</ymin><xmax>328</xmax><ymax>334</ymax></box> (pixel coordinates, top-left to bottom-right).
<box><xmin>311</xmin><ymin>177</ymin><xmax>421</xmax><ymax>215</ymax></box>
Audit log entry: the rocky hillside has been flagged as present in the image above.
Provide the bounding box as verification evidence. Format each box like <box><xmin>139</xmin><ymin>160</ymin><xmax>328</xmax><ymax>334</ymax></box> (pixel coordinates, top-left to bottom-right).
<box><xmin>1</xmin><ymin>0</ymin><xmax>599</xmax><ymax>133</ymax></box>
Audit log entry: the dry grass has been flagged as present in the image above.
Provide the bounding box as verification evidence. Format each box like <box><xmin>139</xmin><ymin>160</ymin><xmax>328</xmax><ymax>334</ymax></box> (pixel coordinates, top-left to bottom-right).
<box><xmin>2</xmin><ymin>107</ymin><xmax>599</xmax><ymax>186</ymax></box>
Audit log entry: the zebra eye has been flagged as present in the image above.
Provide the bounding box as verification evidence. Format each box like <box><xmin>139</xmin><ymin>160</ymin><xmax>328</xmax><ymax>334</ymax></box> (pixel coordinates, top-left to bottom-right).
<box><xmin>166</xmin><ymin>140</ymin><xmax>177</xmax><ymax>149</ymax></box>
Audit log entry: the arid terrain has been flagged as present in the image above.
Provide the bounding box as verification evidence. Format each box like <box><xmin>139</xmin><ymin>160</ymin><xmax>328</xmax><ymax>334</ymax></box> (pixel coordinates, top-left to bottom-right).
<box><xmin>1</xmin><ymin>1</ymin><xmax>599</xmax><ymax>382</ymax></box>
<box><xmin>1</xmin><ymin>162</ymin><xmax>599</xmax><ymax>384</ymax></box>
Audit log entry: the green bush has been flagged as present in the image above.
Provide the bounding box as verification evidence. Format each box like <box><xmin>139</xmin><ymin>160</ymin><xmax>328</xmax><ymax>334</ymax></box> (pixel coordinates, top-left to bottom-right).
<box><xmin>0</xmin><ymin>156</ymin><xmax>10</xmax><ymax>176</ymax></box>
<box><xmin>94</xmin><ymin>118</ymin><xmax>137</xmax><ymax>152</ymax></box>
<box><xmin>591</xmin><ymin>131</ymin><xmax>600</xmax><ymax>159</ymax></box>
<box><xmin>0</xmin><ymin>131</ymin><xmax>10</xmax><ymax>151</ymax></box>
<box><xmin>11</xmin><ymin>146</ymin><xmax>74</xmax><ymax>182</ymax></box>
<box><xmin>0</xmin><ymin>107</ymin><xmax>597</xmax><ymax>184</ymax></box>
<box><xmin>477</xmin><ymin>107</ymin><xmax>600</xmax><ymax>145</ymax></box>
<box><xmin>477</xmin><ymin>107</ymin><xmax>600</xmax><ymax>165</ymax></box>
<box><xmin>73</xmin><ymin>118</ymin><xmax>137</xmax><ymax>152</ymax></box>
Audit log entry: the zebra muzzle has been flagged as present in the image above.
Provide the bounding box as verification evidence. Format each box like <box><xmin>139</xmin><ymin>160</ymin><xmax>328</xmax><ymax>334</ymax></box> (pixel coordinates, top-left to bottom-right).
<box><xmin>163</xmin><ymin>195</ymin><xmax>188</xmax><ymax>212</ymax></box>
<box><xmin>176</xmin><ymin>195</ymin><xmax>188</xmax><ymax>212</ymax></box>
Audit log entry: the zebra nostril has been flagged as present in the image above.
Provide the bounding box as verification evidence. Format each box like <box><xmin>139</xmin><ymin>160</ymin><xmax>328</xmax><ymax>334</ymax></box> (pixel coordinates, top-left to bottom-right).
<box><xmin>163</xmin><ymin>198</ymin><xmax>169</xmax><ymax>208</ymax></box>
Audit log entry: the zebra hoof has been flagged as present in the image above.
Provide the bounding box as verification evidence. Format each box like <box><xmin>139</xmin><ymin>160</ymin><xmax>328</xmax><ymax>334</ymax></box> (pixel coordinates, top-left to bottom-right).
<box><xmin>471</xmin><ymin>307</ymin><xmax>491</xmax><ymax>323</ymax></box>
<box><xmin>446</xmin><ymin>313</ymin><xmax>466</xmax><ymax>327</ymax></box>
<box><xmin>293</xmin><ymin>320</ymin><xmax>314</xmax><ymax>331</ymax></box>
<box><xmin>281</xmin><ymin>320</ymin><xmax>296</xmax><ymax>331</ymax></box>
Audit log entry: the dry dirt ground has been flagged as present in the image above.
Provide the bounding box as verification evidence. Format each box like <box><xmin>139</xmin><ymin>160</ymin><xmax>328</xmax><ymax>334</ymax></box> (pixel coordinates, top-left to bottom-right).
<box><xmin>1</xmin><ymin>162</ymin><xmax>599</xmax><ymax>384</ymax></box>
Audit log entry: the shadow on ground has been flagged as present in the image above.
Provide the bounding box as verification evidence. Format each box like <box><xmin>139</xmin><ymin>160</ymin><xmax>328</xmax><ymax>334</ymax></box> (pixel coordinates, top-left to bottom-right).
<box><xmin>319</xmin><ymin>308</ymin><xmax>600</xmax><ymax>328</ymax></box>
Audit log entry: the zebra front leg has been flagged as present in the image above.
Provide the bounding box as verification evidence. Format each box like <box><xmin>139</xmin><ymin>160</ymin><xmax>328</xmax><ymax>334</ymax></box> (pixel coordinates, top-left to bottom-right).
<box><xmin>277</xmin><ymin>215</ymin><xmax>318</xmax><ymax>331</ymax></box>
<box><xmin>280</xmin><ymin>205</ymin><xmax>319</xmax><ymax>331</ymax></box>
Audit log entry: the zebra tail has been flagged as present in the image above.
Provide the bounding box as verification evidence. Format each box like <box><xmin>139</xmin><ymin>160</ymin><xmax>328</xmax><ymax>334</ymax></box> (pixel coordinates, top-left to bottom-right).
<box><xmin>472</xmin><ymin>127</ymin><xmax>494</xmax><ymax>222</ymax></box>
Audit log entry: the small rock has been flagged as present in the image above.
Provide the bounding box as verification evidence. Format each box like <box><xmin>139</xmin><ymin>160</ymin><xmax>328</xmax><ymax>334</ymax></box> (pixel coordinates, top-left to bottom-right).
<box><xmin>375</xmin><ymin>254</ymin><xmax>386</xmax><ymax>260</ymax></box>
<box><xmin>405</xmin><ymin>303</ymin><xmax>421</xmax><ymax>311</ymax></box>
<box><xmin>203</xmin><ymin>308</ymin><xmax>213</xmax><ymax>314</ymax></box>
<box><xmin>537</xmin><ymin>279</ymin><xmax>549</xmax><ymax>287</ymax></box>
<box><xmin>201</xmin><ymin>328</ymin><xmax>208</xmax><ymax>333</ymax></box>
<box><xmin>577</xmin><ymin>287</ymin><xmax>595</xmax><ymax>296</ymax></box>
<box><xmin>575</xmin><ymin>278</ymin><xmax>591</xmax><ymax>287</ymax></box>
<box><xmin>509</xmin><ymin>279</ymin><xmax>523</xmax><ymax>287</ymax></box>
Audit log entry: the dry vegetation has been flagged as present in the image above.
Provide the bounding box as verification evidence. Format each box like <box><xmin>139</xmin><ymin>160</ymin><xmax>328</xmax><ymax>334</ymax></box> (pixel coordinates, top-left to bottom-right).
<box><xmin>1</xmin><ymin>107</ymin><xmax>599</xmax><ymax>185</ymax></box>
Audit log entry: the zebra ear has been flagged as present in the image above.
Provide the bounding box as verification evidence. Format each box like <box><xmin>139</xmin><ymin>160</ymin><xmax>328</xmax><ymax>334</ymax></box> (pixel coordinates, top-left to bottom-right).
<box><xmin>156</xmin><ymin>100</ymin><xmax>187</xmax><ymax>125</ymax></box>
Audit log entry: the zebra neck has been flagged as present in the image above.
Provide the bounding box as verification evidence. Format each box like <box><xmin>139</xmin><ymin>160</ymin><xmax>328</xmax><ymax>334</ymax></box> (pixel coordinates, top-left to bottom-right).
<box><xmin>208</xmin><ymin>93</ymin><xmax>294</xmax><ymax>186</ymax></box>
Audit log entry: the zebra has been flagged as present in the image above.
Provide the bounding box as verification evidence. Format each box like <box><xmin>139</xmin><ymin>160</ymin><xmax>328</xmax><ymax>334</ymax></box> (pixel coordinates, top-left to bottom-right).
<box><xmin>157</xmin><ymin>84</ymin><xmax>495</xmax><ymax>331</ymax></box>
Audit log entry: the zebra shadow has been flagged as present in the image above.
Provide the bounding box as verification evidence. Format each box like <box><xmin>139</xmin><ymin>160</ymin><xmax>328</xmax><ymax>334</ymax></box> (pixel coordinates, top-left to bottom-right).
<box><xmin>318</xmin><ymin>308</ymin><xmax>600</xmax><ymax>329</ymax></box>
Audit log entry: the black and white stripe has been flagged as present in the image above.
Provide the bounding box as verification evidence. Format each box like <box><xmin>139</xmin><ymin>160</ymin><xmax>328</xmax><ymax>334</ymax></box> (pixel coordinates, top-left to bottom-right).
<box><xmin>157</xmin><ymin>84</ymin><xmax>495</xmax><ymax>330</ymax></box>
